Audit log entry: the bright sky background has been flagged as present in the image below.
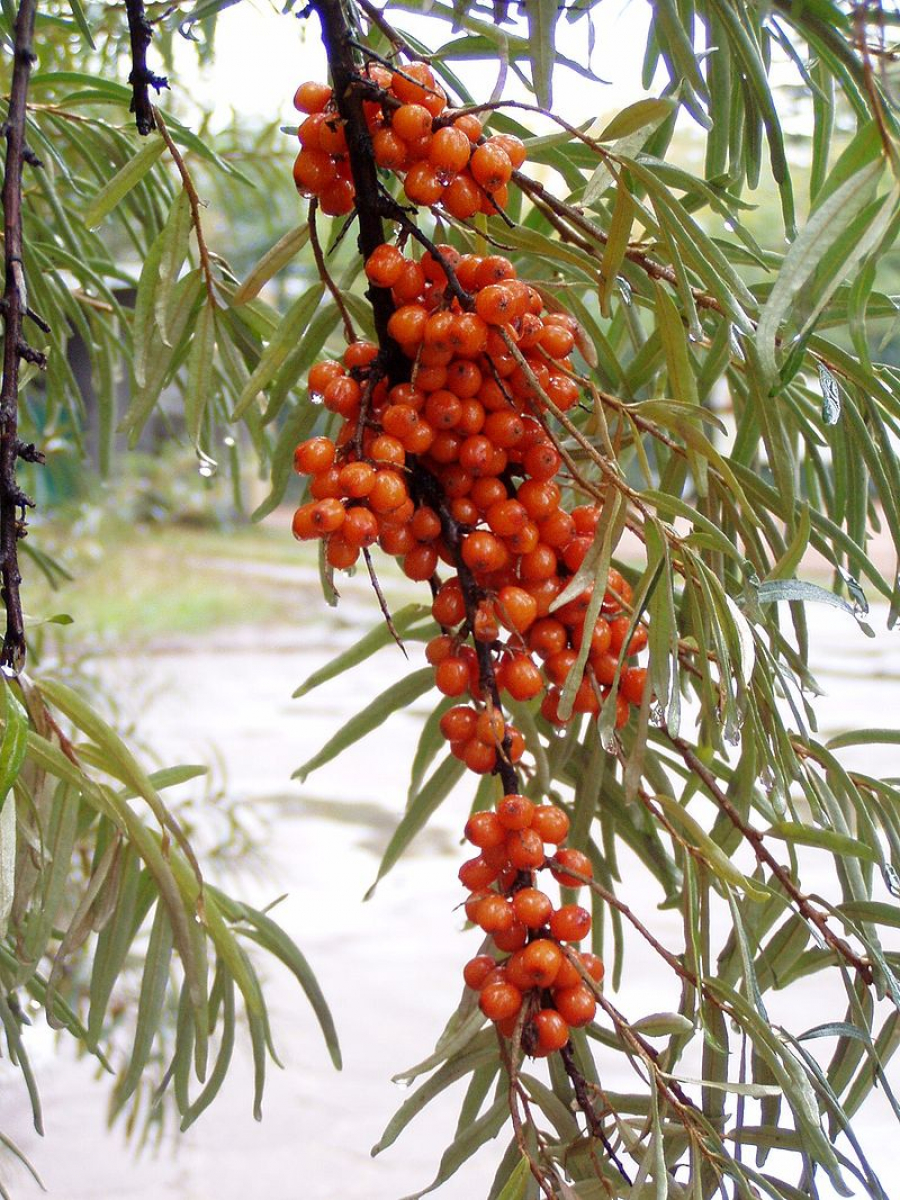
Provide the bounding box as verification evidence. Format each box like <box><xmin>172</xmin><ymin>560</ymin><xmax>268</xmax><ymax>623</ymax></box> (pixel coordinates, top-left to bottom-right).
<box><xmin>171</xmin><ymin>0</ymin><xmax>658</xmax><ymax>135</ymax></box>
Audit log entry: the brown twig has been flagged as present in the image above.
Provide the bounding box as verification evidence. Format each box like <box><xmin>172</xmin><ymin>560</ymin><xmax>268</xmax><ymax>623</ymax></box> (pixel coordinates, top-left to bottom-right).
<box><xmin>152</xmin><ymin>106</ymin><xmax>218</xmax><ymax>308</ymax></box>
<box><xmin>308</xmin><ymin>197</ymin><xmax>357</xmax><ymax>343</ymax></box>
<box><xmin>559</xmin><ymin>1042</ymin><xmax>632</xmax><ymax>1184</ymax></box>
<box><xmin>668</xmin><ymin>733</ymin><xmax>874</xmax><ymax>983</ymax></box>
<box><xmin>0</xmin><ymin>0</ymin><xmax>45</xmax><ymax>675</ymax></box>
<box><xmin>124</xmin><ymin>0</ymin><xmax>168</xmax><ymax>136</ymax></box>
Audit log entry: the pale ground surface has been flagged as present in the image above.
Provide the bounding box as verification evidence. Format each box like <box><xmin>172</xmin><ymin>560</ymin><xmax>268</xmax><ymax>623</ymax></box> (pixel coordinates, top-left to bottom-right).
<box><xmin>0</xmin><ymin>560</ymin><xmax>897</xmax><ymax>1199</ymax></box>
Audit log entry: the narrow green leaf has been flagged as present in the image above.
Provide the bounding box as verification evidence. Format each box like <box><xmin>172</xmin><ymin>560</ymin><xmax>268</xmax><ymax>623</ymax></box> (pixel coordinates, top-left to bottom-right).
<box><xmin>82</xmin><ymin>136</ymin><xmax>166</xmax><ymax>228</ymax></box>
<box><xmin>767</xmin><ymin>822</ymin><xmax>879</xmax><ymax>864</ymax></box>
<box><xmin>656</xmin><ymin>794</ymin><xmax>767</xmax><ymax>899</ymax></box>
<box><xmin>293</xmin><ymin>667</ymin><xmax>434</xmax><ymax>781</ymax></box>
<box><xmin>292</xmin><ymin>605</ymin><xmax>430</xmax><ymax>698</ymax></box>
<box><xmin>599</xmin><ymin>97</ymin><xmax>678</xmax><ymax>142</ymax></box>
<box><xmin>155</xmin><ymin>189</ymin><xmax>193</xmax><ymax>346</ymax></box>
<box><xmin>232</xmin><ymin>285</ymin><xmax>325</xmax><ymax>419</ymax></box>
<box><xmin>526</xmin><ymin>0</ymin><xmax>556</xmax><ymax>108</ymax></box>
<box><xmin>184</xmin><ymin>299</ymin><xmax>217</xmax><ymax>448</ymax></box>
<box><xmin>366</xmin><ymin>754</ymin><xmax>466</xmax><ymax>897</ymax></box>
<box><xmin>232</xmin><ymin>226</ymin><xmax>310</xmax><ymax>306</ymax></box>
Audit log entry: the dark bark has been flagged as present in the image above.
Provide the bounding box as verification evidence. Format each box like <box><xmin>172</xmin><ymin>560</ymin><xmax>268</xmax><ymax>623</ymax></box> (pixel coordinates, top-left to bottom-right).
<box><xmin>0</xmin><ymin>0</ymin><xmax>44</xmax><ymax>674</ymax></box>
<box><xmin>125</xmin><ymin>0</ymin><xmax>168</xmax><ymax>136</ymax></box>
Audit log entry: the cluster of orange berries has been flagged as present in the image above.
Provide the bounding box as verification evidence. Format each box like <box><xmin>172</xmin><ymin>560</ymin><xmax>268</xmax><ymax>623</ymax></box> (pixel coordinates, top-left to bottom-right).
<box><xmin>292</xmin><ymin>242</ymin><xmax>650</xmax><ymax>766</ymax></box>
<box><xmin>460</xmin><ymin>793</ymin><xmax>601</xmax><ymax>1055</ymax></box>
<box><xmin>292</xmin><ymin>63</ymin><xmax>523</xmax><ymax>217</ymax></box>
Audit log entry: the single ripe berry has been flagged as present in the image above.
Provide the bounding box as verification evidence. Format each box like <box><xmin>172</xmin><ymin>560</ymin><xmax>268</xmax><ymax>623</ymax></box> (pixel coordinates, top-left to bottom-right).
<box><xmin>552</xmin><ymin>985</ymin><xmax>596</xmax><ymax>1028</ymax></box>
<box><xmin>496</xmin><ymin>794</ymin><xmax>534</xmax><ymax>831</ymax></box>
<box><xmin>506</xmin><ymin>827</ymin><xmax>545</xmax><ymax>870</ymax></box>
<box><xmin>474</xmin><ymin>893</ymin><xmax>515</xmax><ymax>934</ymax></box>
<box><xmin>549</xmin><ymin>904</ymin><xmax>592</xmax><ymax>943</ymax></box>
<box><xmin>580</xmin><ymin>953</ymin><xmax>605</xmax><ymax>983</ymax></box>
<box><xmin>463</xmin><ymin>955</ymin><xmax>496</xmax><ymax>991</ymax></box>
<box><xmin>464</xmin><ymin>810</ymin><xmax>507</xmax><ymax>850</ymax></box>
<box><xmin>519</xmin><ymin>939</ymin><xmax>563</xmax><ymax>988</ymax></box>
<box><xmin>550</xmin><ymin>848</ymin><xmax>593</xmax><ymax>889</ymax></box>
<box><xmin>458</xmin><ymin>855</ymin><xmax>499</xmax><ymax>890</ymax></box>
<box><xmin>365</xmin><ymin>244</ymin><xmax>406</xmax><ymax>288</ymax></box>
<box><xmin>293</xmin><ymin>436</ymin><xmax>335</xmax><ymax>475</ymax></box>
<box><xmin>530</xmin><ymin>805</ymin><xmax>570</xmax><ymax>845</ymax></box>
<box><xmin>532</xmin><ymin>1008</ymin><xmax>569</xmax><ymax>1054</ymax></box>
<box><xmin>513</xmin><ymin>887</ymin><xmax>553</xmax><ymax>929</ymax></box>
<box><xmin>480</xmin><ymin>981</ymin><xmax>523</xmax><ymax>1022</ymax></box>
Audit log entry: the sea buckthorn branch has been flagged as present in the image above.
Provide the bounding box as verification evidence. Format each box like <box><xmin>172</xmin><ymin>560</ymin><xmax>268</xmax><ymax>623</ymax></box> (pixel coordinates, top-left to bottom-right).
<box><xmin>152</xmin><ymin>107</ymin><xmax>218</xmax><ymax>309</ymax></box>
<box><xmin>557</xmin><ymin>1041</ymin><xmax>633</xmax><ymax>1184</ymax></box>
<box><xmin>308</xmin><ymin>197</ymin><xmax>358</xmax><ymax>343</ymax></box>
<box><xmin>0</xmin><ymin>0</ymin><xmax>46</xmax><ymax>675</ymax></box>
<box><xmin>668</xmin><ymin>733</ymin><xmax>874</xmax><ymax>984</ymax></box>
<box><xmin>124</xmin><ymin>0</ymin><xmax>168</xmax><ymax>136</ymax></box>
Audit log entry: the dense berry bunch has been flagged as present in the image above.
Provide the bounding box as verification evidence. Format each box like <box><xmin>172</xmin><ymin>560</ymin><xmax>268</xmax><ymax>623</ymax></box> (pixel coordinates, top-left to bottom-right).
<box><xmin>292</xmin><ymin>65</ymin><xmax>524</xmax><ymax>217</ymax></box>
<box><xmin>460</xmin><ymin>793</ymin><xmax>602</xmax><ymax>1055</ymax></box>
<box><xmin>292</xmin><ymin>244</ymin><xmax>650</xmax><ymax>759</ymax></box>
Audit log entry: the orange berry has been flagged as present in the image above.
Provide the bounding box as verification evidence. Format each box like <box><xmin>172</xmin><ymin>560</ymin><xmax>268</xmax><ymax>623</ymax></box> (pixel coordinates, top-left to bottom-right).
<box><xmin>293</xmin><ymin>81</ymin><xmax>332</xmax><ymax>113</ymax></box>
<box><xmin>552</xmin><ymin>985</ymin><xmax>596</xmax><ymax>1028</ymax></box>
<box><xmin>387</xmin><ymin>303</ymin><xmax>429</xmax><ymax>346</ymax></box>
<box><xmin>293</xmin><ymin>436</ymin><xmax>335</xmax><ymax>475</ymax></box>
<box><xmin>581</xmin><ymin>953</ymin><xmax>605</xmax><ymax>983</ymax></box>
<box><xmin>435</xmin><ymin>657</ymin><xmax>470</xmax><ymax>697</ymax></box>
<box><xmin>462</xmin><ymin>737</ymin><xmax>496</xmax><ymax>774</ymax></box>
<box><xmin>404</xmin><ymin>161</ymin><xmax>444</xmax><ymax>205</ymax></box>
<box><xmin>292</xmin><ymin>148</ymin><xmax>337</xmax><ymax>194</ymax></box>
<box><xmin>493</xmin><ymin>921</ymin><xmax>528</xmax><ymax>952</ymax></box>
<box><xmin>480</xmin><ymin>981</ymin><xmax>522</xmax><ymax>1022</ymax></box>
<box><xmin>506</xmin><ymin>827</ymin><xmax>545</xmax><ymax>870</ymax></box>
<box><xmin>325</xmin><ymin>533</ymin><xmax>358</xmax><ymax>569</ymax></box>
<box><xmin>487</xmin><ymin>133</ymin><xmax>526</xmax><ymax>170</ymax></box>
<box><xmin>429</xmin><ymin>125</ymin><xmax>471</xmax><ymax>175</ymax></box>
<box><xmin>620</xmin><ymin>666</ymin><xmax>649</xmax><ymax>707</ymax></box>
<box><xmin>369</xmin><ymin>470</ymin><xmax>408</xmax><ymax>514</ymax></box>
<box><xmin>341</xmin><ymin>506</ymin><xmax>379</xmax><ymax>548</ymax></box>
<box><xmin>513</xmin><ymin>888</ymin><xmax>553</xmax><ymax>929</ymax></box>
<box><xmin>461</xmin><ymin>530</ymin><xmax>507</xmax><ymax>574</ymax></box>
<box><xmin>391</xmin><ymin>63</ymin><xmax>438</xmax><ymax>106</ymax></box>
<box><xmin>442</xmin><ymin>172</ymin><xmax>481</xmax><ymax>218</ymax></box>
<box><xmin>336</xmin><ymin>461</ymin><xmax>375</xmax><ymax>498</ymax></box>
<box><xmin>451</xmin><ymin>112</ymin><xmax>484</xmax><ymax>142</ymax></box>
<box><xmin>530</xmin><ymin>805</ymin><xmax>570</xmax><ymax>845</ymax></box>
<box><xmin>496</xmin><ymin>793</ymin><xmax>534</xmax><ymax>831</ymax></box>
<box><xmin>319</xmin><ymin>178</ymin><xmax>356</xmax><ymax>216</ymax></box>
<box><xmin>474</xmin><ymin>893</ymin><xmax>515</xmax><ymax>934</ymax></box>
<box><xmin>365</xmin><ymin>244</ymin><xmax>406</xmax><ymax>288</ymax></box>
<box><xmin>440</xmin><ymin>703</ymin><xmax>478</xmax><ymax>741</ymax></box>
<box><xmin>379</xmin><ymin>523</ymin><xmax>415</xmax><ymax>555</ymax></box>
<box><xmin>464</xmin><ymin>809</ymin><xmax>507</xmax><ymax>849</ymax></box>
<box><xmin>470</xmin><ymin>142</ymin><xmax>513</xmax><ymax>192</ymax></box>
<box><xmin>402</xmin><ymin>544</ymin><xmax>438</xmax><ymax>581</ymax></box>
<box><xmin>372</xmin><ymin>127</ymin><xmax>408</xmax><ymax>169</ymax></box>
<box><xmin>392</xmin><ymin>102</ymin><xmax>434</xmax><ymax>142</ymax></box>
<box><xmin>495</xmin><ymin>586</ymin><xmax>538</xmax><ymax>634</ymax></box>
<box><xmin>519</xmin><ymin>939</ymin><xmax>563</xmax><ymax>988</ymax></box>
<box><xmin>550</xmin><ymin>904</ymin><xmax>592</xmax><ymax>943</ymax></box>
<box><xmin>463</xmin><ymin>955</ymin><xmax>497</xmax><ymax>991</ymax></box>
<box><xmin>532</xmin><ymin>1008</ymin><xmax>569</xmax><ymax>1054</ymax></box>
<box><xmin>475</xmin><ymin>283</ymin><xmax>516</xmax><ymax>326</ymax></box>
<box><xmin>432</xmin><ymin>578</ymin><xmax>466</xmax><ymax>627</ymax></box>
<box><xmin>550</xmin><ymin>848</ymin><xmax>592</xmax><ymax>889</ymax></box>
<box><xmin>498</xmin><ymin>654</ymin><xmax>543</xmax><ymax>702</ymax></box>
<box><xmin>458</xmin><ymin>855</ymin><xmax>499</xmax><ymax>890</ymax></box>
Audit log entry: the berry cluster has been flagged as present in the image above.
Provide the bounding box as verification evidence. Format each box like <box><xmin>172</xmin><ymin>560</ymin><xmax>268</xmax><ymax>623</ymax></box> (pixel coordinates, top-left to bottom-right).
<box><xmin>292</xmin><ymin>65</ymin><xmax>523</xmax><ymax>217</ymax></box>
<box><xmin>292</xmin><ymin>244</ymin><xmax>650</xmax><ymax>764</ymax></box>
<box><xmin>460</xmin><ymin>793</ymin><xmax>601</xmax><ymax>1055</ymax></box>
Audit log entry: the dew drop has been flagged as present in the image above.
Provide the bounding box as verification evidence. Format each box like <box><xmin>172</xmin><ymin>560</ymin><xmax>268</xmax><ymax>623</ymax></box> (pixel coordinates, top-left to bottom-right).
<box><xmin>759</xmin><ymin>765</ymin><xmax>775</xmax><ymax>790</ymax></box>
<box><xmin>616</xmin><ymin>277</ymin><xmax>632</xmax><ymax>306</ymax></box>
<box><xmin>649</xmin><ymin>701</ymin><xmax>665</xmax><ymax>727</ymax></box>
<box><xmin>223</xmin><ymin>436</ymin><xmax>236</xmax><ymax>447</ymax></box>
<box><xmin>600</xmin><ymin>728</ymin><xmax>618</xmax><ymax>753</ymax></box>
<box><xmin>724</xmin><ymin>722</ymin><xmax>741</xmax><ymax>747</ymax></box>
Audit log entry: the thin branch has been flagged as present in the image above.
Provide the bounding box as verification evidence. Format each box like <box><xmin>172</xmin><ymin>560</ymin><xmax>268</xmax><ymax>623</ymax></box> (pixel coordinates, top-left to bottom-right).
<box><xmin>124</xmin><ymin>0</ymin><xmax>168</xmax><ymax>136</ymax></box>
<box><xmin>0</xmin><ymin>0</ymin><xmax>44</xmax><ymax>675</ymax></box>
<box><xmin>152</xmin><ymin>106</ymin><xmax>218</xmax><ymax>308</ymax></box>
<box><xmin>309</xmin><ymin>197</ymin><xmax>357</xmax><ymax>343</ymax></box>
<box><xmin>668</xmin><ymin>732</ymin><xmax>874</xmax><ymax>983</ymax></box>
<box><xmin>559</xmin><ymin>1042</ymin><xmax>632</xmax><ymax>1185</ymax></box>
